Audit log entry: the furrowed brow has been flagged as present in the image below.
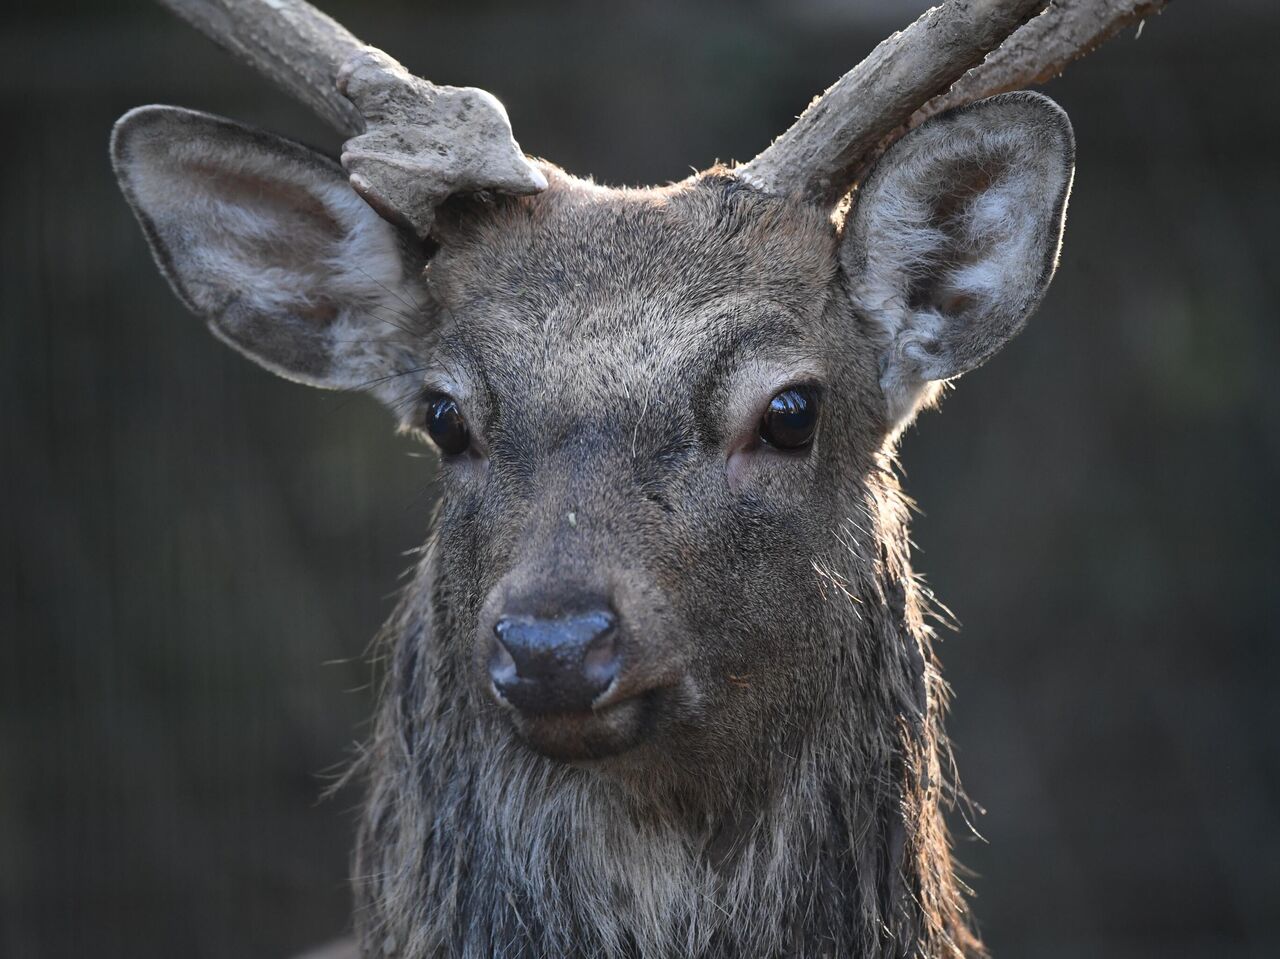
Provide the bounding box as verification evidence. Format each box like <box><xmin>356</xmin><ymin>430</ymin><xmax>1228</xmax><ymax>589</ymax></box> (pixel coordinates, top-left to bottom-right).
<box><xmin>688</xmin><ymin>314</ymin><xmax>811</xmax><ymax>445</ymax></box>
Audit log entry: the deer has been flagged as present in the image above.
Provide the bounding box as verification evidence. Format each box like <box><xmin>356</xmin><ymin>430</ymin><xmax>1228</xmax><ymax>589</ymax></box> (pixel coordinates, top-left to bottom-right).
<box><xmin>110</xmin><ymin>1</ymin><xmax>1171</xmax><ymax>956</ymax></box>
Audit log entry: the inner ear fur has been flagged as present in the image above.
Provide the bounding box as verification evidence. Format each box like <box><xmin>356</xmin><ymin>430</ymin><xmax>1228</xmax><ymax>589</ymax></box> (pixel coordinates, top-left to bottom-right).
<box><xmin>841</xmin><ymin>91</ymin><xmax>1075</xmax><ymax>428</ymax></box>
<box><xmin>111</xmin><ymin>105</ymin><xmax>429</xmax><ymax>395</ymax></box>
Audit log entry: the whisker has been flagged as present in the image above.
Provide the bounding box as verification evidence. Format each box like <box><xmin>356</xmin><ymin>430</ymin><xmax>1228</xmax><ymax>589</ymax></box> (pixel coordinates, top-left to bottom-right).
<box><xmin>363</xmin><ymin>298</ymin><xmax>417</xmax><ymax>322</ymax></box>
<box><xmin>323</xmin><ymin>367</ymin><xmax>430</xmax><ymax>416</ymax></box>
<box><xmin>355</xmin><ymin>264</ymin><xmax>423</xmax><ymax>313</ymax></box>
<box><xmin>360</xmin><ymin>305</ymin><xmax>420</xmax><ymax>338</ymax></box>
<box><xmin>350</xmin><ymin>366</ymin><xmax>431</xmax><ymax>394</ymax></box>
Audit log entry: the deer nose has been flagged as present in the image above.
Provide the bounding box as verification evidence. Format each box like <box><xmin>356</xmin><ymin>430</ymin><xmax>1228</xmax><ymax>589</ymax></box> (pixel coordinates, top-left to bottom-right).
<box><xmin>489</xmin><ymin>608</ymin><xmax>620</xmax><ymax>715</ymax></box>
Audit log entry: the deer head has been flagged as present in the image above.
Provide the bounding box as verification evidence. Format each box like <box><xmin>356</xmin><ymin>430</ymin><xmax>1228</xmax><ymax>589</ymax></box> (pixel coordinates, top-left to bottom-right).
<box><xmin>112</xmin><ymin>0</ymin><xmax>1076</xmax><ymax>759</ymax></box>
<box><xmin>110</xmin><ymin>1</ymin><xmax>1162</xmax><ymax>954</ymax></box>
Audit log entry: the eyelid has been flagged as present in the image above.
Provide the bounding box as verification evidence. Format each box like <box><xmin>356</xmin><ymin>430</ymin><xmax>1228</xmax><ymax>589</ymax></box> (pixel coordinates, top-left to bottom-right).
<box><xmin>419</xmin><ymin>363</ymin><xmax>484</xmax><ymax>422</ymax></box>
<box><xmin>754</xmin><ymin>381</ymin><xmax>823</xmax><ymax>443</ymax></box>
<box><xmin>721</xmin><ymin>364</ymin><xmax>826</xmax><ymax>454</ymax></box>
<box><xmin>416</xmin><ymin>372</ymin><xmax>490</xmax><ymax>458</ymax></box>
<box><xmin>420</xmin><ymin>370</ymin><xmax>469</xmax><ymax>404</ymax></box>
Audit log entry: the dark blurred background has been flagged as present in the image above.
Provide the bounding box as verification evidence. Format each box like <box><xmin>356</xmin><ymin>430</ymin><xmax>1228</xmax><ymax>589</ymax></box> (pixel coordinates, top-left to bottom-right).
<box><xmin>2</xmin><ymin>1</ymin><xmax>1277</xmax><ymax>956</ymax></box>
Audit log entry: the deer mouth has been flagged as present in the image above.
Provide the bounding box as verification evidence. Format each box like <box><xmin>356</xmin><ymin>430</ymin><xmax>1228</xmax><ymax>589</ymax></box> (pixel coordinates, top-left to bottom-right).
<box><xmin>500</xmin><ymin>691</ymin><xmax>657</xmax><ymax>762</ymax></box>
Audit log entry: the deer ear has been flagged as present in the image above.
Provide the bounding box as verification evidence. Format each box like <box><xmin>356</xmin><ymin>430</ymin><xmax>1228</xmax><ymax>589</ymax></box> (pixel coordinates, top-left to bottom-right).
<box><xmin>840</xmin><ymin>92</ymin><xmax>1074</xmax><ymax>428</ymax></box>
<box><xmin>111</xmin><ymin>106</ymin><xmax>428</xmax><ymax>396</ymax></box>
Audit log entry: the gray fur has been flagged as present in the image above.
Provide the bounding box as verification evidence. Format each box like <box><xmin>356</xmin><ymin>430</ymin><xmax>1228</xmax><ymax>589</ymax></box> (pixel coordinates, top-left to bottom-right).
<box><xmin>844</xmin><ymin>93</ymin><xmax>1075</xmax><ymax>427</ymax></box>
<box><xmin>110</xmin><ymin>106</ymin><xmax>430</xmax><ymax>397</ymax></box>
<box><xmin>111</xmin><ymin>92</ymin><xmax>1074</xmax><ymax>958</ymax></box>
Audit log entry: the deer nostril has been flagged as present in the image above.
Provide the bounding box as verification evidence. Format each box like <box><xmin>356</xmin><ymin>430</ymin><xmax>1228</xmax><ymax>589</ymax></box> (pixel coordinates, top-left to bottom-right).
<box><xmin>488</xmin><ymin>636</ymin><xmax>517</xmax><ymax>687</ymax></box>
<box><xmin>582</xmin><ymin>628</ymin><xmax>617</xmax><ymax>686</ymax></box>
<box><xmin>489</xmin><ymin>608</ymin><xmax>621</xmax><ymax>715</ymax></box>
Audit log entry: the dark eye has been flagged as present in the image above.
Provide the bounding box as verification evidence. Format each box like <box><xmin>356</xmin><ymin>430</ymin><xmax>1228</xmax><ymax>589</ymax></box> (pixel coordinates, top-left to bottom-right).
<box><xmin>422</xmin><ymin>393</ymin><xmax>471</xmax><ymax>456</ymax></box>
<box><xmin>759</xmin><ymin>386</ymin><xmax>819</xmax><ymax>451</ymax></box>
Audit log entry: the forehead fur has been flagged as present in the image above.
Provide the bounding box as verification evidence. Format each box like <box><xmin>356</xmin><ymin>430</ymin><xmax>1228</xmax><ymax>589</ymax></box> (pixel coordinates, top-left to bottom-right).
<box><xmin>425</xmin><ymin>170</ymin><xmax>840</xmax><ymax>407</ymax></box>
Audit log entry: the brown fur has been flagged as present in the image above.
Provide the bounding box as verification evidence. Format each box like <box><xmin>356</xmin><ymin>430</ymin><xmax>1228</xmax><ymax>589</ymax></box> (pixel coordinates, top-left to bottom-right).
<box><xmin>111</xmin><ymin>93</ymin><xmax>1075</xmax><ymax>959</ymax></box>
<box><xmin>353</xmin><ymin>170</ymin><xmax>978</xmax><ymax>958</ymax></box>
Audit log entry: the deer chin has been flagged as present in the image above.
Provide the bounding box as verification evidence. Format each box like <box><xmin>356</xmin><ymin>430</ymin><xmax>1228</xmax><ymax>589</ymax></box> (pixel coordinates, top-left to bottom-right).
<box><xmin>500</xmin><ymin>692</ymin><xmax>657</xmax><ymax>763</ymax></box>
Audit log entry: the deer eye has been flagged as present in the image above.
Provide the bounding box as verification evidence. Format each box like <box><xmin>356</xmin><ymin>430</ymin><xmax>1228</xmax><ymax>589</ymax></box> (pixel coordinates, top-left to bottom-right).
<box><xmin>759</xmin><ymin>386</ymin><xmax>819</xmax><ymax>451</ymax></box>
<box><xmin>422</xmin><ymin>392</ymin><xmax>471</xmax><ymax>456</ymax></box>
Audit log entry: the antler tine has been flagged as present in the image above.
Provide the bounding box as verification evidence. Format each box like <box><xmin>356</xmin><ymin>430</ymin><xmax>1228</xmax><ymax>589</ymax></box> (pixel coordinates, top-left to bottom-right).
<box><xmin>911</xmin><ymin>0</ymin><xmax>1172</xmax><ymax>123</ymax></box>
<box><xmin>738</xmin><ymin>0</ymin><xmax>1175</xmax><ymax>206</ymax></box>
<box><xmin>737</xmin><ymin>0</ymin><xmax>1050</xmax><ymax>205</ymax></box>
<box><xmin>157</xmin><ymin>0</ymin><xmax>547</xmax><ymax>238</ymax></box>
<box><xmin>738</xmin><ymin>0</ymin><xmax>1049</xmax><ymax>205</ymax></box>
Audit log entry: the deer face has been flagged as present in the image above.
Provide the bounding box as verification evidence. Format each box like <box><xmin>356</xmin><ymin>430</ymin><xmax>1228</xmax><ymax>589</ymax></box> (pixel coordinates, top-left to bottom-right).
<box><xmin>113</xmin><ymin>93</ymin><xmax>1072</xmax><ymax>766</ymax></box>
<box><xmin>415</xmin><ymin>175</ymin><xmax>868</xmax><ymax>763</ymax></box>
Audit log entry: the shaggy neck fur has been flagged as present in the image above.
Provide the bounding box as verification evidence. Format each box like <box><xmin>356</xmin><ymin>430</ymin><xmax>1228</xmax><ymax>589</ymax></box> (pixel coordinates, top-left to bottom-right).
<box><xmin>353</xmin><ymin>458</ymin><xmax>979</xmax><ymax>959</ymax></box>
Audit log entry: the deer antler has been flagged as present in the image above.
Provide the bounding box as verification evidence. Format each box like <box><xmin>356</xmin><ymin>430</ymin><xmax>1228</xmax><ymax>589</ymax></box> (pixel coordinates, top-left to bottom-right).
<box><xmin>738</xmin><ymin>0</ymin><xmax>1171</xmax><ymax>206</ymax></box>
<box><xmin>158</xmin><ymin>0</ymin><xmax>547</xmax><ymax>237</ymax></box>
